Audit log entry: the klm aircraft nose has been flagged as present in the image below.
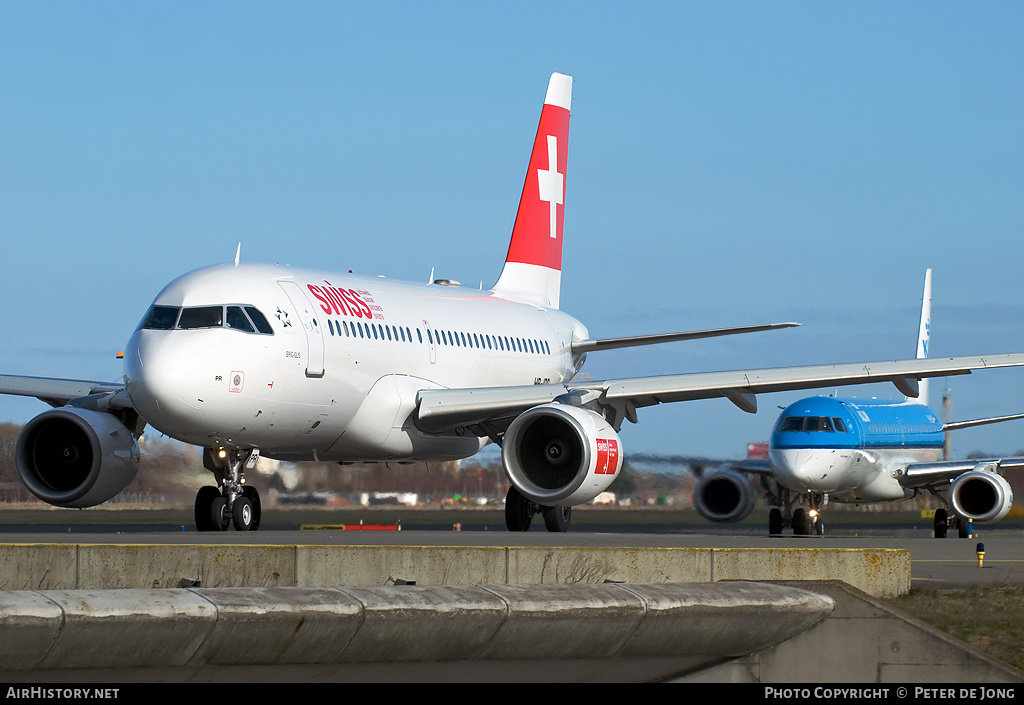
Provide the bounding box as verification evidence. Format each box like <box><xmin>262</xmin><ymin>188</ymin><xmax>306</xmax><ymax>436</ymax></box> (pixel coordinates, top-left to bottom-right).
<box><xmin>772</xmin><ymin>448</ymin><xmax>853</xmax><ymax>493</ymax></box>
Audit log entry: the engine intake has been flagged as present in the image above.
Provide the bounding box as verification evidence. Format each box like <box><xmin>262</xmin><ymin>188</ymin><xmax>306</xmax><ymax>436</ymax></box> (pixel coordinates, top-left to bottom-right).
<box><xmin>502</xmin><ymin>404</ymin><xmax>622</xmax><ymax>506</ymax></box>
<box><xmin>692</xmin><ymin>469</ymin><xmax>757</xmax><ymax>523</ymax></box>
<box><xmin>16</xmin><ymin>408</ymin><xmax>140</xmax><ymax>508</ymax></box>
<box><xmin>950</xmin><ymin>469</ymin><xmax>1013</xmax><ymax>523</ymax></box>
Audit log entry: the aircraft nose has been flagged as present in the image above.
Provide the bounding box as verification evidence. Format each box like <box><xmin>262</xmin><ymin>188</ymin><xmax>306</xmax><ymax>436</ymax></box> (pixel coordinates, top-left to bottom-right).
<box><xmin>771</xmin><ymin>448</ymin><xmax>849</xmax><ymax>492</ymax></box>
<box><xmin>771</xmin><ymin>449</ymin><xmax>810</xmax><ymax>485</ymax></box>
<box><xmin>124</xmin><ymin>330</ymin><xmax>204</xmax><ymax>434</ymax></box>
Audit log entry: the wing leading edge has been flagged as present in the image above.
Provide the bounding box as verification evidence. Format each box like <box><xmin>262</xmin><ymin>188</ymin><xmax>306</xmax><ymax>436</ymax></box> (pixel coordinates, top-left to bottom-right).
<box><xmin>415</xmin><ymin>352</ymin><xmax>1024</xmax><ymax>433</ymax></box>
<box><xmin>0</xmin><ymin>374</ymin><xmax>130</xmax><ymax>410</ymax></box>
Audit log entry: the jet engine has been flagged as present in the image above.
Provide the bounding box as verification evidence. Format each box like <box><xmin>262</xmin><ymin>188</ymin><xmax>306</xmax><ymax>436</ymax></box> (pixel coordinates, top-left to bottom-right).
<box><xmin>950</xmin><ymin>469</ymin><xmax>1013</xmax><ymax>524</ymax></box>
<box><xmin>692</xmin><ymin>469</ymin><xmax>757</xmax><ymax>523</ymax></box>
<box><xmin>16</xmin><ymin>407</ymin><xmax>140</xmax><ymax>508</ymax></box>
<box><xmin>501</xmin><ymin>403</ymin><xmax>623</xmax><ymax>506</ymax></box>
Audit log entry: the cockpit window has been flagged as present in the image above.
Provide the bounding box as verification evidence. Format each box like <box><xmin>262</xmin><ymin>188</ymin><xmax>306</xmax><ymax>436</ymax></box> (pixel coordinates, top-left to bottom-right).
<box><xmin>140</xmin><ymin>303</ymin><xmax>273</xmax><ymax>334</ymax></box>
<box><xmin>778</xmin><ymin>416</ymin><xmax>837</xmax><ymax>433</ymax></box>
<box><xmin>245</xmin><ymin>307</ymin><xmax>274</xmax><ymax>334</ymax></box>
<box><xmin>178</xmin><ymin>306</ymin><xmax>224</xmax><ymax>329</ymax></box>
<box><xmin>139</xmin><ymin>305</ymin><xmax>179</xmax><ymax>330</ymax></box>
<box><xmin>226</xmin><ymin>306</ymin><xmax>255</xmax><ymax>332</ymax></box>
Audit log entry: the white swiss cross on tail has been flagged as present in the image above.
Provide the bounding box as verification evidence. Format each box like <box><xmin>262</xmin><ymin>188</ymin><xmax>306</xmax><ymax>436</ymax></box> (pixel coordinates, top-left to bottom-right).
<box><xmin>537</xmin><ymin>135</ymin><xmax>563</xmax><ymax>239</ymax></box>
<box><xmin>493</xmin><ymin>72</ymin><xmax>572</xmax><ymax>310</ymax></box>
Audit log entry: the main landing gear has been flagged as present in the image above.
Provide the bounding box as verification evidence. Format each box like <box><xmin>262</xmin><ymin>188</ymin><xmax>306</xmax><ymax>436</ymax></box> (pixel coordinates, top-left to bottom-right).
<box><xmin>195</xmin><ymin>447</ymin><xmax>262</xmax><ymax>532</ymax></box>
<box><xmin>932</xmin><ymin>507</ymin><xmax>971</xmax><ymax>539</ymax></box>
<box><xmin>505</xmin><ymin>486</ymin><xmax>572</xmax><ymax>532</ymax></box>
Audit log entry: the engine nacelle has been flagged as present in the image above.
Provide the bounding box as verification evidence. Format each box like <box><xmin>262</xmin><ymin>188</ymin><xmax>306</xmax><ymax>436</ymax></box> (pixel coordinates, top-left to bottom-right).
<box><xmin>692</xmin><ymin>469</ymin><xmax>757</xmax><ymax>522</ymax></box>
<box><xmin>501</xmin><ymin>404</ymin><xmax>623</xmax><ymax>506</ymax></box>
<box><xmin>16</xmin><ymin>407</ymin><xmax>140</xmax><ymax>508</ymax></box>
<box><xmin>950</xmin><ymin>468</ymin><xmax>1013</xmax><ymax>523</ymax></box>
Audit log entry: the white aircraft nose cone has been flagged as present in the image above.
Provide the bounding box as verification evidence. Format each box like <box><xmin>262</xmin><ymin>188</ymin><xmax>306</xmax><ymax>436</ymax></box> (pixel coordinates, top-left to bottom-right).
<box><xmin>771</xmin><ymin>448</ymin><xmax>852</xmax><ymax>493</ymax></box>
<box><xmin>125</xmin><ymin>330</ymin><xmax>206</xmax><ymax>435</ymax></box>
<box><xmin>771</xmin><ymin>449</ymin><xmax>811</xmax><ymax>487</ymax></box>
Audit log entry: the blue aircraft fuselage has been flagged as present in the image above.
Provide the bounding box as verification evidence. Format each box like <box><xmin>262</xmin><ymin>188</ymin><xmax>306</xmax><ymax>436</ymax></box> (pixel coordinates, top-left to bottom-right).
<box><xmin>769</xmin><ymin>396</ymin><xmax>944</xmax><ymax>501</ymax></box>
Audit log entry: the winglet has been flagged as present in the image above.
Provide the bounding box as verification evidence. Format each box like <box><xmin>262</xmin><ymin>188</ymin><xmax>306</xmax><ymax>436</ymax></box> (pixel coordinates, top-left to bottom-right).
<box><xmin>493</xmin><ymin>73</ymin><xmax>572</xmax><ymax>309</ymax></box>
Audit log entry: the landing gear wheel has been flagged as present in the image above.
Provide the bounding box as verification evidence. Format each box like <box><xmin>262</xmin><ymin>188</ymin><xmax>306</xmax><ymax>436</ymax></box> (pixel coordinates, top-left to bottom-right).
<box><xmin>813</xmin><ymin>517</ymin><xmax>824</xmax><ymax>536</ymax></box>
<box><xmin>232</xmin><ymin>496</ymin><xmax>253</xmax><ymax>531</ymax></box>
<box><xmin>195</xmin><ymin>486</ymin><xmax>220</xmax><ymax>532</ymax></box>
<box><xmin>768</xmin><ymin>508</ymin><xmax>783</xmax><ymax>536</ymax></box>
<box><xmin>242</xmin><ymin>486</ymin><xmax>262</xmax><ymax>531</ymax></box>
<box><xmin>210</xmin><ymin>496</ymin><xmax>230</xmax><ymax>531</ymax></box>
<box><xmin>934</xmin><ymin>508</ymin><xmax>948</xmax><ymax>538</ymax></box>
<box><xmin>792</xmin><ymin>508</ymin><xmax>811</xmax><ymax>536</ymax></box>
<box><xmin>957</xmin><ymin>516</ymin><xmax>971</xmax><ymax>539</ymax></box>
<box><xmin>543</xmin><ymin>505</ymin><xmax>572</xmax><ymax>533</ymax></box>
<box><xmin>505</xmin><ymin>486</ymin><xmax>533</xmax><ymax>531</ymax></box>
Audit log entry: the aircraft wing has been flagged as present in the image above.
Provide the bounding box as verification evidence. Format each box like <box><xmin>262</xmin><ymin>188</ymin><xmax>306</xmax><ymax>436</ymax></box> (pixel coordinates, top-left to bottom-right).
<box><xmin>900</xmin><ymin>457</ymin><xmax>1024</xmax><ymax>488</ymax></box>
<box><xmin>415</xmin><ymin>353</ymin><xmax>1024</xmax><ymax>433</ymax></box>
<box><xmin>0</xmin><ymin>374</ymin><xmax>131</xmax><ymax>410</ymax></box>
<box><xmin>730</xmin><ymin>458</ymin><xmax>773</xmax><ymax>477</ymax></box>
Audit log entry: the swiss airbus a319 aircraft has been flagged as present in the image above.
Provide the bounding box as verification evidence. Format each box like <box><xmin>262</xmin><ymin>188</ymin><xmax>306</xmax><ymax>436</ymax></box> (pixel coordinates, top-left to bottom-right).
<box><xmin>693</xmin><ymin>270</ymin><xmax>1024</xmax><ymax>538</ymax></box>
<box><xmin>5</xmin><ymin>73</ymin><xmax>1024</xmax><ymax>533</ymax></box>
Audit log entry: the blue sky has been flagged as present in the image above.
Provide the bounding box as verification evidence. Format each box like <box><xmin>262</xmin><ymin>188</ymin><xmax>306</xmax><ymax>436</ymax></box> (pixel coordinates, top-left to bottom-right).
<box><xmin>1</xmin><ymin>2</ymin><xmax>1023</xmax><ymax>460</ymax></box>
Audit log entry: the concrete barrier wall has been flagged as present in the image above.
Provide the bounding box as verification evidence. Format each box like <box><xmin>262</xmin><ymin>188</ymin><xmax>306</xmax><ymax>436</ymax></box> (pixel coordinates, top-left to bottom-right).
<box><xmin>677</xmin><ymin>582</ymin><xmax>1024</xmax><ymax>684</ymax></box>
<box><xmin>0</xmin><ymin>543</ymin><xmax>912</xmax><ymax>598</ymax></box>
<box><xmin>0</xmin><ymin>582</ymin><xmax>835</xmax><ymax>682</ymax></box>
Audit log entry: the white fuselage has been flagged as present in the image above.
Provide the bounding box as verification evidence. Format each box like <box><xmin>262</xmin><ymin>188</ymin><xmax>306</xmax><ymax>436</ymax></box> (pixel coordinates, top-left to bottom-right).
<box><xmin>770</xmin><ymin>446</ymin><xmax>942</xmax><ymax>502</ymax></box>
<box><xmin>124</xmin><ymin>262</ymin><xmax>584</xmax><ymax>462</ymax></box>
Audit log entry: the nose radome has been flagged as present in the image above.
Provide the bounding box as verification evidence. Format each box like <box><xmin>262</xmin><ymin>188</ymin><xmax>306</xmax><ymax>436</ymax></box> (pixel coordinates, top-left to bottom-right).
<box><xmin>124</xmin><ymin>330</ymin><xmax>202</xmax><ymax>433</ymax></box>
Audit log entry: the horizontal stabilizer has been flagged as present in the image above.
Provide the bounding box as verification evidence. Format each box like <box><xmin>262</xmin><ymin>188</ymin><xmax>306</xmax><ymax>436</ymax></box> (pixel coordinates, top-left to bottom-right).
<box><xmin>571</xmin><ymin>322</ymin><xmax>800</xmax><ymax>354</ymax></box>
<box><xmin>944</xmin><ymin>412</ymin><xmax>1024</xmax><ymax>432</ymax></box>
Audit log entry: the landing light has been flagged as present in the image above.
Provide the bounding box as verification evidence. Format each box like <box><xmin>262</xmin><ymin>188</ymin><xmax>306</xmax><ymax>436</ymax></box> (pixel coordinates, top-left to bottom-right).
<box><xmin>218</xmin><ymin>449</ymin><xmax>227</xmax><ymax>459</ymax></box>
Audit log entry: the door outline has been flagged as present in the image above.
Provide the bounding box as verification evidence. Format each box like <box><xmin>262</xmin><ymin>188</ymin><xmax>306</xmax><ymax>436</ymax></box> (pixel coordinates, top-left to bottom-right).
<box><xmin>277</xmin><ymin>280</ymin><xmax>326</xmax><ymax>378</ymax></box>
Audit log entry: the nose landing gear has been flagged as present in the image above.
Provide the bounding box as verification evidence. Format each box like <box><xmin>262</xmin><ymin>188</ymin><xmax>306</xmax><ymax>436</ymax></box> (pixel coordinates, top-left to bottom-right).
<box><xmin>194</xmin><ymin>447</ymin><xmax>262</xmax><ymax>531</ymax></box>
<box><xmin>768</xmin><ymin>486</ymin><xmax>826</xmax><ymax>536</ymax></box>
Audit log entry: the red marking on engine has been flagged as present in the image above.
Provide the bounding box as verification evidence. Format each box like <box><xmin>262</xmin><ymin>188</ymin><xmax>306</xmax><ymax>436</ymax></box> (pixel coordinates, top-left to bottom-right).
<box><xmin>595</xmin><ymin>438</ymin><xmax>619</xmax><ymax>475</ymax></box>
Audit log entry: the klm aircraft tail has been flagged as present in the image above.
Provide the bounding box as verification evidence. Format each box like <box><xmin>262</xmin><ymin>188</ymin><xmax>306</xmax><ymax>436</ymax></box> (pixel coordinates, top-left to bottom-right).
<box><xmin>915</xmin><ymin>268</ymin><xmax>933</xmax><ymax>406</ymax></box>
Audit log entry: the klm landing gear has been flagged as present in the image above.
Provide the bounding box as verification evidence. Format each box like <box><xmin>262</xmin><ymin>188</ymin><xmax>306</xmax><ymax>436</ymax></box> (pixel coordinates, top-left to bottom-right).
<box><xmin>769</xmin><ymin>488</ymin><xmax>825</xmax><ymax>537</ymax></box>
<box><xmin>195</xmin><ymin>447</ymin><xmax>262</xmax><ymax>532</ymax></box>
<box><xmin>504</xmin><ymin>486</ymin><xmax>571</xmax><ymax>532</ymax></box>
<box><xmin>933</xmin><ymin>508</ymin><xmax>971</xmax><ymax>539</ymax></box>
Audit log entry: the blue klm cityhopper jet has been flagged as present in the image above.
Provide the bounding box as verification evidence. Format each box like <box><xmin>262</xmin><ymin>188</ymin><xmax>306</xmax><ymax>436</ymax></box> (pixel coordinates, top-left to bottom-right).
<box><xmin>693</xmin><ymin>270</ymin><xmax>1024</xmax><ymax>537</ymax></box>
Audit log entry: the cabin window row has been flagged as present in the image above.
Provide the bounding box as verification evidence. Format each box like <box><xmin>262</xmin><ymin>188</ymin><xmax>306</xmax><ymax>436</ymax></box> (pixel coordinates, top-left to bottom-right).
<box><xmin>326</xmin><ymin>319</ymin><xmax>551</xmax><ymax>355</ymax></box>
<box><xmin>328</xmin><ymin>319</ymin><xmax>419</xmax><ymax>344</ymax></box>
<box><xmin>866</xmin><ymin>423</ymin><xmax>940</xmax><ymax>436</ymax></box>
<box><xmin>427</xmin><ymin>328</ymin><xmax>550</xmax><ymax>355</ymax></box>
